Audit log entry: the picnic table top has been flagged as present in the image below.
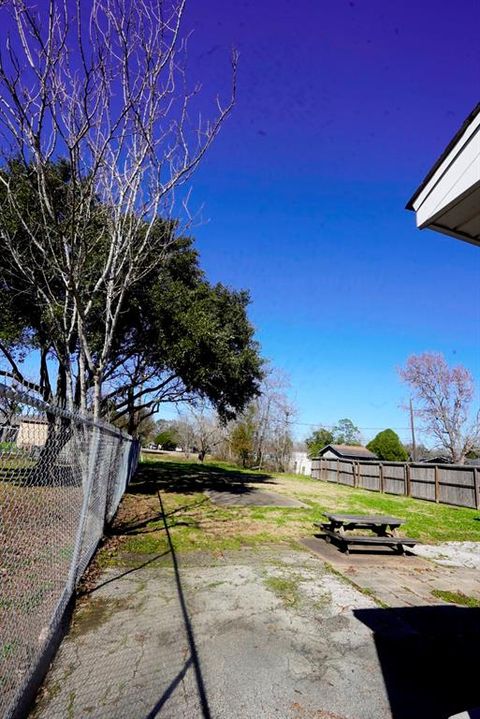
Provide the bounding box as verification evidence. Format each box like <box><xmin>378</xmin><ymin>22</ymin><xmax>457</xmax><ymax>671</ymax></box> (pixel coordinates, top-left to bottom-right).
<box><xmin>323</xmin><ymin>512</ymin><xmax>405</xmax><ymax>526</ymax></box>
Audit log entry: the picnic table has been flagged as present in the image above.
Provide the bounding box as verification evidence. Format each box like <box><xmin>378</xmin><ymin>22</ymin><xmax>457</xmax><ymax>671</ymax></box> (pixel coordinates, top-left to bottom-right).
<box><xmin>314</xmin><ymin>512</ymin><xmax>418</xmax><ymax>555</ymax></box>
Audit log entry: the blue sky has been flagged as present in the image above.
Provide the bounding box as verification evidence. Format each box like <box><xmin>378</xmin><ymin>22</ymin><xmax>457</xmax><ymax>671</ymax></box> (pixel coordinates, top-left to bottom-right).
<box><xmin>4</xmin><ymin>1</ymin><xmax>478</xmax><ymax>446</ymax></box>
<box><xmin>169</xmin><ymin>0</ymin><xmax>480</xmax><ymax>444</ymax></box>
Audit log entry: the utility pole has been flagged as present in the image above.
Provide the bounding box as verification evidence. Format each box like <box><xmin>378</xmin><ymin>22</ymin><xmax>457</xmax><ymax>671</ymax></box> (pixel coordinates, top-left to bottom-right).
<box><xmin>409</xmin><ymin>398</ymin><xmax>417</xmax><ymax>462</ymax></box>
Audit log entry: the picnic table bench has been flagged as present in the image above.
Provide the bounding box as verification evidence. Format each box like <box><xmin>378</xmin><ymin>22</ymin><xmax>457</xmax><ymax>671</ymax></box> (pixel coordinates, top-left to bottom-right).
<box><xmin>313</xmin><ymin>513</ymin><xmax>418</xmax><ymax>555</ymax></box>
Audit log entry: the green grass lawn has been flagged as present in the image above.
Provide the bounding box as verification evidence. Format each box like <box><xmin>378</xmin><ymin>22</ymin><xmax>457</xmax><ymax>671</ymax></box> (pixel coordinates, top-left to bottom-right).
<box><xmin>98</xmin><ymin>455</ymin><xmax>480</xmax><ymax>565</ymax></box>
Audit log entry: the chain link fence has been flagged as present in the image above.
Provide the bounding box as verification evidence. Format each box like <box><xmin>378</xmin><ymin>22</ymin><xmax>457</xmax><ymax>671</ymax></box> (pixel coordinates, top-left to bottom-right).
<box><xmin>0</xmin><ymin>382</ymin><xmax>139</xmax><ymax>719</ymax></box>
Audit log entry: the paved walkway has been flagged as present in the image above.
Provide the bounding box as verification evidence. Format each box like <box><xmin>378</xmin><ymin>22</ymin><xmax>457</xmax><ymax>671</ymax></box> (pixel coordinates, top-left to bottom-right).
<box><xmin>302</xmin><ymin>537</ymin><xmax>480</xmax><ymax>607</ymax></box>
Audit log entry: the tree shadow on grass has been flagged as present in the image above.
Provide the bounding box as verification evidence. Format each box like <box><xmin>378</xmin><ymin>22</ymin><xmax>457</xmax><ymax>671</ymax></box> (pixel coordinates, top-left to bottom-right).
<box><xmin>354</xmin><ymin>605</ymin><xmax>480</xmax><ymax>719</ymax></box>
<box><xmin>129</xmin><ymin>460</ymin><xmax>275</xmax><ymax>497</ymax></box>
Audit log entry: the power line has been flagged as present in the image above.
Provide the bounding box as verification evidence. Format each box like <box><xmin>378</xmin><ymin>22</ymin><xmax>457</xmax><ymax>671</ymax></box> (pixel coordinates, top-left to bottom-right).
<box><xmin>287</xmin><ymin>420</ymin><xmax>411</xmax><ymax>431</ymax></box>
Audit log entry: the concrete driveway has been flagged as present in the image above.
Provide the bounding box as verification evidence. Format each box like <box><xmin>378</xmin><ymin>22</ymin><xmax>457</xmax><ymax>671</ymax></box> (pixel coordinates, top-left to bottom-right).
<box><xmin>29</xmin><ymin>542</ymin><xmax>480</xmax><ymax>719</ymax></box>
<box><xmin>31</xmin><ymin>547</ymin><xmax>388</xmax><ymax>719</ymax></box>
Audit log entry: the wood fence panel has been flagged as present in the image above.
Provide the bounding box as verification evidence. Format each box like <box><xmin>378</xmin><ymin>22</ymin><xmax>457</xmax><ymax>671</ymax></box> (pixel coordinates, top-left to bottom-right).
<box><xmin>410</xmin><ymin>465</ymin><xmax>436</xmax><ymax>501</ymax></box>
<box><xmin>310</xmin><ymin>457</ymin><xmax>478</xmax><ymax>510</ymax></box>
<box><xmin>383</xmin><ymin>463</ymin><xmax>407</xmax><ymax>495</ymax></box>
<box><xmin>311</xmin><ymin>458</ymin><xmax>320</xmax><ymax>480</ymax></box>
<box><xmin>324</xmin><ymin>459</ymin><xmax>338</xmax><ymax>482</ymax></box>
<box><xmin>438</xmin><ymin>466</ymin><xmax>476</xmax><ymax>508</ymax></box>
<box><xmin>337</xmin><ymin>459</ymin><xmax>355</xmax><ymax>486</ymax></box>
<box><xmin>357</xmin><ymin>461</ymin><xmax>381</xmax><ymax>491</ymax></box>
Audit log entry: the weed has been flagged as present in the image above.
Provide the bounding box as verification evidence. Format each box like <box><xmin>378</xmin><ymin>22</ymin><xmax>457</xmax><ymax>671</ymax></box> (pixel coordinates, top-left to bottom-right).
<box><xmin>431</xmin><ymin>589</ymin><xmax>480</xmax><ymax>607</ymax></box>
<box><xmin>264</xmin><ymin>575</ymin><xmax>300</xmax><ymax>607</ymax></box>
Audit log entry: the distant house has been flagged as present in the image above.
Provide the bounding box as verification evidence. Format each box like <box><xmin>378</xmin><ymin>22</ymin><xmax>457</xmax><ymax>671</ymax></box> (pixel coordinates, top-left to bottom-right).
<box><xmin>288</xmin><ymin>451</ymin><xmax>312</xmax><ymax>476</ymax></box>
<box><xmin>420</xmin><ymin>456</ymin><xmax>451</xmax><ymax>464</ymax></box>
<box><xmin>316</xmin><ymin>444</ymin><xmax>378</xmax><ymax>461</ymax></box>
<box><xmin>407</xmin><ymin>103</ymin><xmax>480</xmax><ymax>247</ymax></box>
<box><xmin>16</xmin><ymin>416</ymin><xmax>48</xmax><ymax>448</ymax></box>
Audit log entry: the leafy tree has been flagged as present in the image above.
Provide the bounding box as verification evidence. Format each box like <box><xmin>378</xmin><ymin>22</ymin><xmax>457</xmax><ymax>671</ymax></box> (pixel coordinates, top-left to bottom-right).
<box><xmin>367</xmin><ymin>429</ymin><xmax>408</xmax><ymax>462</ymax></box>
<box><xmin>104</xmin><ymin>237</ymin><xmax>263</xmax><ymax>434</ymax></box>
<box><xmin>332</xmin><ymin>418</ymin><xmax>361</xmax><ymax>445</ymax></box>
<box><xmin>0</xmin><ymin>1</ymin><xmax>236</xmax><ymax>416</ymax></box>
<box><xmin>230</xmin><ymin>405</ymin><xmax>257</xmax><ymax>468</ymax></box>
<box><xmin>305</xmin><ymin>428</ymin><xmax>334</xmax><ymax>458</ymax></box>
<box><xmin>154</xmin><ymin>430</ymin><xmax>178</xmax><ymax>451</ymax></box>
<box><xmin>466</xmin><ymin>449</ymin><xmax>480</xmax><ymax>460</ymax></box>
<box><xmin>399</xmin><ymin>353</ymin><xmax>480</xmax><ymax>464</ymax></box>
<box><xmin>0</xmin><ymin>161</ymin><xmax>263</xmax><ymax>436</ymax></box>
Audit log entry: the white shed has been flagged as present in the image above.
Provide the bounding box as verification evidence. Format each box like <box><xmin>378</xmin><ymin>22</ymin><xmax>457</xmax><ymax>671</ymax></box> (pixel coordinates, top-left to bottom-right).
<box><xmin>407</xmin><ymin>104</ymin><xmax>480</xmax><ymax>247</ymax></box>
<box><xmin>288</xmin><ymin>451</ymin><xmax>313</xmax><ymax>476</ymax></box>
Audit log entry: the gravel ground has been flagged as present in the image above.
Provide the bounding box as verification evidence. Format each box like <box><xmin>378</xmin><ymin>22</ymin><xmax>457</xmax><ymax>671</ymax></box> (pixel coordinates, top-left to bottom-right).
<box><xmin>411</xmin><ymin>541</ymin><xmax>480</xmax><ymax>569</ymax></box>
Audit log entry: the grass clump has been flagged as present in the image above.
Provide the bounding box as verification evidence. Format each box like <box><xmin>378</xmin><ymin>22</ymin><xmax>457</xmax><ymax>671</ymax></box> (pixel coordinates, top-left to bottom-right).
<box><xmin>264</xmin><ymin>576</ymin><xmax>300</xmax><ymax>607</ymax></box>
<box><xmin>431</xmin><ymin>589</ymin><xmax>480</xmax><ymax>607</ymax></box>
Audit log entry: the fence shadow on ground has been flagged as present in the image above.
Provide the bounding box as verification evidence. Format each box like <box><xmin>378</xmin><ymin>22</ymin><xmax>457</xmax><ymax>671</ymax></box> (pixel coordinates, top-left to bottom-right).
<box><xmin>354</xmin><ymin>605</ymin><xmax>480</xmax><ymax>719</ymax></box>
<box><xmin>142</xmin><ymin>491</ymin><xmax>212</xmax><ymax>719</ymax></box>
<box><xmin>130</xmin><ymin>459</ymin><xmax>275</xmax><ymax>496</ymax></box>
<box><xmin>74</xmin><ymin>492</ymin><xmax>212</xmax><ymax>719</ymax></box>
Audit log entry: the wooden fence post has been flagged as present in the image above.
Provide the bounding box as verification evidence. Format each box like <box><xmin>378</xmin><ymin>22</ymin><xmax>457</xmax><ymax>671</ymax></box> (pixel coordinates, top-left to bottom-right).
<box><xmin>353</xmin><ymin>460</ymin><xmax>357</xmax><ymax>488</ymax></box>
<box><xmin>336</xmin><ymin>459</ymin><xmax>339</xmax><ymax>483</ymax></box>
<box><xmin>406</xmin><ymin>464</ymin><xmax>411</xmax><ymax>497</ymax></box>
<box><xmin>474</xmin><ymin>467</ymin><xmax>479</xmax><ymax>510</ymax></box>
<box><xmin>434</xmin><ymin>464</ymin><xmax>440</xmax><ymax>503</ymax></box>
<box><xmin>379</xmin><ymin>463</ymin><xmax>384</xmax><ymax>493</ymax></box>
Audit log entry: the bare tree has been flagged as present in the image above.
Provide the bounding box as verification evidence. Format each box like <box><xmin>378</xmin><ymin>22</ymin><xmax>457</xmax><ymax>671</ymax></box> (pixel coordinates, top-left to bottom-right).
<box><xmin>267</xmin><ymin>401</ymin><xmax>295</xmax><ymax>472</ymax></box>
<box><xmin>227</xmin><ymin>367</ymin><xmax>296</xmax><ymax>471</ymax></box>
<box><xmin>399</xmin><ymin>352</ymin><xmax>480</xmax><ymax>464</ymax></box>
<box><xmin>172</xmin><ymin>417</ymin><xmax>196</xmax><ymax>457</ymax></box>
<box><xmin>0</xmin><ymin>0</ymin><xmax>236</xmax><ymax>414</ymax></box>
<box><xmin>178</xmin><ymin>402</ymin><xmax>225</xmax><ymax>461</ymax></box>
<box><xmin>253</xmin><ymin>367</ymin><xmax>295</xmax><ymax>470</ymax></box>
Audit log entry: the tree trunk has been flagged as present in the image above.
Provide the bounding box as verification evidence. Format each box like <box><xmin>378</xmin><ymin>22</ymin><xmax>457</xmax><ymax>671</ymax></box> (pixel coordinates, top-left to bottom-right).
<box><xmin>93</xmin><ymin>372</ymin><xmax>103</xmax><ymax>420</ymax></box>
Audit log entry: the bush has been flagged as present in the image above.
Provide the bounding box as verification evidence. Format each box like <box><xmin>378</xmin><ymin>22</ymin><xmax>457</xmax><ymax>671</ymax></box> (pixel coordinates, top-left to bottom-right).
<box><xmin>367</xmin><ymin>429</ymin><xmax>408</xmax><ymax>462</ymax></box>
<box><xmin>154</xmin><ymin>430</ymin><xmax>177</xmax><ymax>451</ymax></box>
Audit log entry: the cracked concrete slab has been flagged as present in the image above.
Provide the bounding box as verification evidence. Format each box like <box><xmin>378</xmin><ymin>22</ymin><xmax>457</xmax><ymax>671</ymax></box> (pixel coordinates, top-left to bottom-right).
<box><xmin>30</xmin><ymin>549</ymin><xmax>388</xmax><ymax>719</ymax></box>
<box><xmin>204</xmin><ymin>488</ymin><xmax>308</xmax><ymax>508</ymax></box>
<box><xmin>29</xmin><ymin>546</ymin><xmax>480</xmax><ymax>719</ymax></box>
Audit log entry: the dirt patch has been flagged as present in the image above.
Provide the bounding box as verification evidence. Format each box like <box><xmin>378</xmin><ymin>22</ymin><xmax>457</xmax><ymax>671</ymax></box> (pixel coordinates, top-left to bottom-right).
<box><xmin>70</xmin><ymin>596</ymin><xmax>133</xmax><ymax>639</ymax></box>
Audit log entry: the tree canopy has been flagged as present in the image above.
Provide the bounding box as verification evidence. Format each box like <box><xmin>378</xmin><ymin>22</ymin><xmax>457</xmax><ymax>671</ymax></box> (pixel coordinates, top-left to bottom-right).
<box><xmin>305</xmin><ymin>428</ymin><xmax>334</xmax><ymax>458</ymax></box>
<box><xmin>332</xmin><ymin>418</ymin><xmax>361</xmax><ymax>445</ymax></box>
<box><xmin>0</xmin><ymin>160</ymin><xmax>263</xmax><ymax>434</ymax></box>
<box><xmin>366</xmin><ymin>429</ymin><xmax>408</xmax><ymax>462</ymax></box>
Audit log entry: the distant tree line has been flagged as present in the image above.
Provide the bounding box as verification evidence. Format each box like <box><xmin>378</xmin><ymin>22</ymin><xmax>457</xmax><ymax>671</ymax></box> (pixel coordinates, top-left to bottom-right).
<box><xmin>145</xmin><ymin>368</ymin><xmax>296</xmax><ymax>473</ymax></box>
<box><xmin>305</xmin><ymin>418</ymin><xmax>362</xmax><ymax>459</ymax></box>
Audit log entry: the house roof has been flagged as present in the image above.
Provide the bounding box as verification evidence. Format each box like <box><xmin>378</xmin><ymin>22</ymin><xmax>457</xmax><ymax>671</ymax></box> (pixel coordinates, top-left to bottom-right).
<box><xmin>406</xmin><ymin>103</ymin><xmax>480</xmax><ymax>210</ymax></box>
<box><xmin>420</xmin><ymin>456</ymin><xmax>451</xmax><ymax>464</ymax></box>
<box><xmin>18</xmin><ymin>415</ymin><xmax>48</xmax><ymax>425</ymax></box>
<box><xmin>406</xmin><ymin>103</ymin><xmax>480</xmax><ymax>246</ymax></box>
<box><xmin>318</xmin><ymin>444</ymin><xmax>378</xmax><ymax>459</ymax></box>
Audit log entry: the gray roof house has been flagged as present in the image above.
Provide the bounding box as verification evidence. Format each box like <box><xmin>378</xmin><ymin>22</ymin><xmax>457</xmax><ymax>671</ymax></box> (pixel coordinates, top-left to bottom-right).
<box><xmin>316</xmin><ymin>444</ymin><xmax>378</xmax><ymax>461</ymax></box>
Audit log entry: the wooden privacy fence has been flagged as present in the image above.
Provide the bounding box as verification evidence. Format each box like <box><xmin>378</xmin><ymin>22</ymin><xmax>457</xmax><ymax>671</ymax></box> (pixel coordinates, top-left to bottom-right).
<box><xmin>311</xmin><ymin>457</ymin><xmax>480</xmax><ymax>510</ymax></box>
